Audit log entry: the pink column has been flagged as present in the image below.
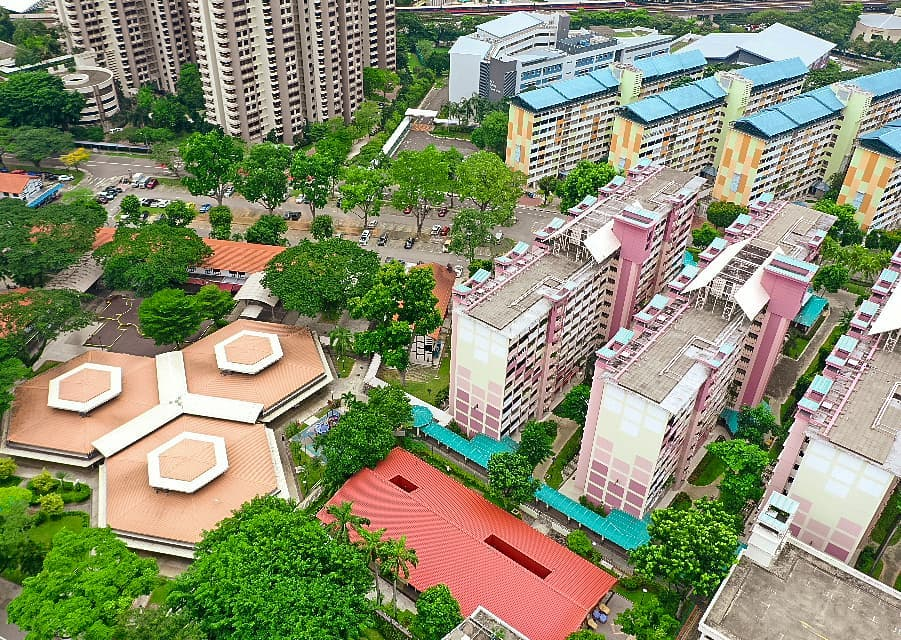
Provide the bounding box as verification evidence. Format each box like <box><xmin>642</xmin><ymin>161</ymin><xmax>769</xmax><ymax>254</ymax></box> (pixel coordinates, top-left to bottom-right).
<box><xmin>574</xmin><ymin>355</ymin><xmax>608</xmax><ymax>493</ymax></box>
<box><xmin>765</xmin><ymin>414</ymin><xmax>810</xmax><ymax>502</ymax></box>
<box><xmin>738</xmin><ymin>259</ymin><xmax>815</xmax><ymax>407</ymax></box>
<box><xmin>609</xmin><ymin>212</ymin><xmax>654</xmax><ymax>336</ymax></box>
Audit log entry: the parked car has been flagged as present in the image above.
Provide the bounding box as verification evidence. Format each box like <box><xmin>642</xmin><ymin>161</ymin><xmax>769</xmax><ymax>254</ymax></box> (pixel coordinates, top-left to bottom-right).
<box><xmin>442</xmin><ymin>239</ymin><xmax>451</xmax><ymax>253</ymax></box>
<box><xmin>359</xmin><ymin>230</ymin><xmax>371</xmax><ymax>246</ymax></box>
<box><xmin>145</xmin><ymin>178</ymin><xmax>158</xmax><ymax>189</ymax></box>
<box><xmin>199</xmin><ymin>203</ymin><xmax>212</xmax><ymax>214</ymax></box>
<box><xmin>153</xmin><ymin>199</ymin><xmax>171</xmax><ymax>208</ymax></box>
<box><xmin>366</xmin><ymin>219</ymin><xmax>378</xmax><ymax>229</ymax></box>
<box><xmin>295</xmin><ymin>195</ymin><xmax>309</xmax><ymax>204</ymax></box>
<box><xmin>377</xmin><ymin>232</ymin><xmax>389</xmax><ymax>246</ymax></box>
<box><xmin>430</xmin><ymin>224</ymin><xmax>442</xmax><ymax>236</ymax></box>
<box><xmin>109</xmin><ymin>127</ymin><xmax>124</xmax><ymax>133</ymax></box>
<box><xmin>440</xmin><ymin>225</ymin><xmax>450</xmax><ymax>236</ymax></box>
<box><xmin>437</xmin><ymin>207</ymin><xmax>448</xmax><ymax>217</ymax></box>
<box><xmin>11</xmin><ymin>169</ymin><xmax>26</xmax><ymax>174</ymax></box>
<box><xmin>404</xmin><ymin>237</ymin><xmax>415</xmax><ymax>249</ymax></box>
<box><xmin>57</xmin><ymin>174</ymin><xmax>75</xmax><ymax>182</ymax></box>
<box><xmin>282</xmin><ymin>211</ymin><xmax>301</xmax><ymax>221</ymax></box>
<box><xmin>403</xmin><ymin>207</ymin><xmax>412</xmax><ymax>215</ymax></box>
<box><xmin>223</xmin><ymin>185</ymin><xmax>235</xmax><ymax>197</ymax></box>
<box><xmin>95</xmin><ymin>195</ymin><xmax>109</xmax><ymax>204</ymax></box>
<box><xmin>453</xmin><ymin>264</ymin><xmax>464</xmax><ymax>278</ymax></box>
<box><xmin>140</xmin><ymin>198</ymin><xmax>155</xmax><ymax>206</ymax></box>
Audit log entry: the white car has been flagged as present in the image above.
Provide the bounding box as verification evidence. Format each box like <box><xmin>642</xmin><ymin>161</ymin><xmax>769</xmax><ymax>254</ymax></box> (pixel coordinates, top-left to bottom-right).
<box><xmin>359</xmin><ymin>230</ymin><xmax>371</xmax><ymax>246</ymax></box>
<box><xmin>108</xmin><ymin>127</ymin><xmax>124</xmax><ymax>133</ymax></box>
<box><xmin>366</xmin><ymin>219</ymin><xmax>378</xmax><ymax>229</ymax></box>
<box><xmin>494</xmin><ymin>231</ymin><xmax>504</xmax><ymax>242</ymax></box>
<box><xmin>152</xmin><ymin>199</ymin><xmax>171</xmax><ymax>208</ymax></box>
<box><xmin>58</xmin><ymin>175</ymin><xmax>74</xmax><ymax>182</ymax></box>
<box><xmin>454</xmin><ymin>265</ymin><xmax>464</xmax><ymax>278</ymax></box>
<box><xmin>295</xmin><ymin>196</ymin><xmax>309</xmax><ymax>204</ymax></box>
<box><xmin>431</xmin><ymin>224</ymin><xmax>442</xmax><ymax>236</ymax></box>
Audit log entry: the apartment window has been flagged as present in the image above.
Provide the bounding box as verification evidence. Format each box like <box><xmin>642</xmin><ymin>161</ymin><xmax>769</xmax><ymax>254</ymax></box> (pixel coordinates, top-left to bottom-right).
<box><xmin>730</xmin><ymin>172</ymin><xmax>741</xmax><ymax>192</ymax></box>
<box><xmin>853</xmin><ymin>190</ymin><xmax>865</xmax><ymax>209</ymax></box>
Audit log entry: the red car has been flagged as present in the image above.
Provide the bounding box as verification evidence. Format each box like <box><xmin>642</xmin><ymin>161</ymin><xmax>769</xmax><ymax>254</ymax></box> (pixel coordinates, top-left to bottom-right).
<box><xmin>145</xmin><ymin>178</ymin><xmax>158</xmax><ymax>189</ymax></box>
<box><xmin>403</xmin><ymin>207</ymin><xmax>412</xmax><ymax>215</ymax></box>
<box><xmin>437</xmin><ymin>207</ymin><xmax>448</xmax><ymax>217</ymax></box>
<box><xmin>440</xmin><ymin>225</ymin><xmax>450</xmax><ymax>236</ymax></box>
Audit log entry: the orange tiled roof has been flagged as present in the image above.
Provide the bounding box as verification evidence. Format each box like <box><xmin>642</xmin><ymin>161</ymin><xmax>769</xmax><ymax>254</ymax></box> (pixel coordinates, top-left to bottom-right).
<box><xmin>181</xmin><ymin>319</ymin><xmax>326</xmax><ymax>413</ymax></box>
<box><xmin>426</xmin><ymin>263</ymin><xmax>455</xmax><ymax>340</ymax></box>
<box><xmin>104</xmin><ymin>414</ymin><xmax>278</xmax><ymax>543</ymax></box>
<box><xmin>7</xmin><ymin>351</ymin><xmax>159</xmax><ymax>456</ymax></box>
<box><xmin>0</xmin><ymin>173</ymin><xmax>33</xmax><ymax>194</ymax></box>
<box><xmin>91</xmin><ymin>229</ymin><xmax>285</xmax><ymax>274</ymax></box>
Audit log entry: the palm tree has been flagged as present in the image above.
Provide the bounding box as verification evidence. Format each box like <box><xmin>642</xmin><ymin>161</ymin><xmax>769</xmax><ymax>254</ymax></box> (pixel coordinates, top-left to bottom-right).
<box><xmin>54</xmin><ymin>471</ymin><xmax>70</xmax><ymax>490</ymax></box>
<box><xmin>340</xmin><ymin>391</ymin><xmax>358</xmax><ymax>409</ymax></box>
<box><xmin>357</xmin><ymin>526</ymin><xmax>388</xmax><ymax>606</ymax></box>
<box><xmin>325</xmin><ymin>501</ymin><xmax>370</xmax><ymax>545</ymax></box>
<box><xmin>329</xmin><ymin>326</ymin><xmax>354</xmax><ymax>362</ymax></box>
<box><xmin>382</xmin><ymin>536</ymin><xmax>419</xmax><ymax>613</ymax></box>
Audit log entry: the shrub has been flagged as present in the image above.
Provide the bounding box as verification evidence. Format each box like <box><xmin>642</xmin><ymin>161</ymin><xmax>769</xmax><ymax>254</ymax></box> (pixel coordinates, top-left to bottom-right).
<box><xmin>566</xmin><ymin>529</ymin><xmax>594</xmax><ymax>560</ymax></box>
<box><xmin>0</xmin><ymin>457</ymin><xmax>17</xmax><ymax>480</ymax></box>
<box><xmin>59</xmin><ymin>481</ymin><xmax>91</xmax><ymax>504</ymax></box>
<box><xmin>28</xmin><ymin>471</ymin><xmax>58</xmax><ymax>495</ymax></box>
<box><xmin>38</xmin><ymin>492</ymin><xmax>64</xmax><ymax>516</ymax></box>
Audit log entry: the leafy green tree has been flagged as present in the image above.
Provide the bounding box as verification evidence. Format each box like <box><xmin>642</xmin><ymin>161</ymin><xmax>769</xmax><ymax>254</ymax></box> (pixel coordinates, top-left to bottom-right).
<box><xmin>9</xmin><ymin>127</ymin><xmax>74</xmax><ymax>167</ymax></box>
<box><xmin>413</xmin><ymin>584</ymin><xmax>463</xmax><ymax>640</ymax></box>
<box><xmin>367</xmin><ymin>382</ymin><xmax>414</xmax><ymax>431</ymax></box>
<box><xmin>362</xmin><ymin>67</ymin><xmax>398</xmax><ymax>98</ymax></box>
<box><xmin>0</xmin><ymin>357</ymin><xmax>28</xmax><ymax>418</ymax></box>
<box><xmin>706</xmin><ymin>201</ymin><xmax>747</xmax><ymax>229</ymax></box>
<box><xmin>208</xmin><ymin>205</ymin><xmax>233</xmax><ymax>240</ymax></box>
<box><xmin>448</xmin><ymin>208</ymin><xmax>493</xmax><ymax>262</ymax></box>
<box><xmin>518</xmin><ymin>420</ymin><xmax>556</xmax><ymax>468</ymax></box>
<box><xmin>692</xmin><ymin>223</ymin><xmax>721</xmax><ymax>249</ymax></box>
<box><xmin>291</xmin><ymin>151</ymin><xmax>334</xmax><ymax>217</ymax></box>
<box><xmin>471</xmin><ymin>110</ymin><xmax>509</xmax><ymax>156</ymax></box>
<box><xmin>0</xmin><ymin>198</ymin><xmax>105</xmax><ymax>287</ymax></box>
<box><xmin>391</xmin><ymin>145</ymin><xmax>449</xmax><ymax>235</ymax></box>
<box><xmin>94</xmin><ymin>225</ymin><xmax>212</xmax><ymax>296</ymax></box>
<box><xmin>8</xmin><ymin>527</ymin><xmax>158</xmax><ymax>640</ymax></box>
<box><xmin>193</xmin><ymin>284</ymin><xmax>234</xmax><ymax>327</ymax></box>
<box><xmin>263</xmin><ymin>238</ymin><xmax>380</xmax><ymax>317</ymax></box>
<box><xmin>150</xmin><ymin>96</ymin><xmax>188</xmax><ymax>131</ymax></box>
<box><xmin>161</xmin><ymin>200</ymin><xmax>196</xmax><ymax>227</ymax></box>
<box><xmin>616</xmin><ymin>598</ymin><xmax>680</xmax><ymax>640</ymax></box>
<box><xmin>245</xmin><ymin>214</ymin><xmax>288</xmax><ymax>246</ymax></box>
<box><xmin>0</xmin><ymin>120</ymin><xmax>13</xmax><ymax>168</ymax></box>
<box><xmin>329</xmin><ymin>326</ymin><xmax>354</xmax><ymax>361</ymax></box>
<box><xmin>487</xmin><ymin>452</ymin><xmax>539</xmax><ymax>507</ymax></box>
<box><xmin>138</xmin><ymin>288</ymin><xmax>202</xmax><ymax>348</ymax></box>
<box><xmin>353</xmin><ymin>100</ymin><xmax>382</xmax><ymax>137</ymax></box>
<box><xmin>0</xmin><ymin>486</ymin><xmax>34</xmax><ymax>575</ymax></box>
<box><xmin>815</xmin><ymin>200</ymin><xmax>864</xmax><ymax>246</ymax></box>
<box><xmin>324</xmin><ymin>500</ymin><xmax>370</xmax><ymax>544</ymax></box>
<box><xmin>537</xmin><ymin>175</ymin><xmax>558</xmax><ymax>206</ymax></box>
<box><xmin>0</xmin><ymin>72</ymin><xmax>85</xmax><ymax>128</ymax></box>
<box><xmin>339</xmin><ymin>165</ymin><xmax>389</xmax><ymax>228</ymax></box>
<box><xmin>114</xmin><ymin>607</ymin><xmax>204</xmax><ymax>640</ymax></box>
<box><xmin>457</xmin><ymin>151</ymin><xmax>524</xmax><ymax>224</ymax></box>
<box><xmin>235</xmin><ymin>142</ymin><xmax>293</xmax><ymax>214</ymax></box>
<box><xmin>357</xmin><ymin>526</ymin><xmax>388</xmax><ymax>605</ymax></box>
<box><xmin>559</xmin><ymin>161</ymin><xmax>617</xmax><ymax>212</ymax></box>
<box><xmin>354</xmin><ymin>321</ymin><xmax>413</xmax><ymax>385</ymax></box>
<box><xmin>566</xmin><ymin>529</ymin><xmax>595</xmax><ymax>560</ymax></box>
<box><xmin>319</xmin><ymin>401</ymin><xmax>397</xmax><ymax>487</ymax></box>
<box><xmin>442</xmin><ymin>147</ymin><xmax>464</xmax><ymax>208</ymax></box>
<box><xmin>0</xmin><ymin>456</ymin><xmax>16</xmax><ymax>480</ymax></box>
<box><xmin>311</xmin><ymin>214</ymin><xmax>334</xmax><ymax>240</ymax></box>
<box><xmin>566</xmin><ymin>631</ymin><xmax>606</xmax><ymax>640</ymax></box>
<box><xmin>707</xmin><ymin>440</ymin><xmax>769</xmax><ymax>514</ymax></box>
<box><xmin>865</xmin><ymin>229</ymin><xmax>901</xmax><ymax>253</ymax></box>
<box><xmin>382</xmin><ymin>536</ymin><xmax>419</xmax><ymax>612</ymax></box>
<box><xmin>151</xmin><ymin>142</ymin><xmax>182</xmax><ymax>177</ymax></box>
<box><xmin>119</xmin><ymin>194</ymin><xmax>144</xmax><ymax>227</ymax></box>
<box><xmin>555</xmin><ymin>384</ymin><xmax>591</xmax><ymax>426</ymax></box>
<box><xmin>630</xmin><ymin>498</ymin><xmax>739</xmax><ymax>614</ymax></box>
<box><xmin>735</xmin><ymin>403</ymin><xmax>776</xmax><ymax>448</ymax></box>
<box><xmin>180</xmin><ymin>130</ymin><xmax>244</xmax><ymax>206</ymax></box>
<box><xmin>0</xmin><ymin>289</ymin><xmax>93</xmax><ymax>354</ymax></box>
<box><xmin>37</xmin><ymin>492</ymin><xmax>64</xmax><ymax>516</ymax></box>
<box><xmin>176</xmin><ymin>63</ymin><xmax>205</xmax><ymax>113</ymax></box>
<box><xmin>29</xmin><ymin>470</ymin><xmax>57</xmax><ymax>495</ymax></box>
<box><xmin>812</xmin><ymin>263</ymin><xmax>849</xmax><ymax>293</ymax></box>
<box><xmin>169</xmin><ymin>496</ymin><xmax>373</xmax><ymax>640</ymax></box>
<box><xmin>133</xmin><ymin>85</ymin><xmax>156</xmax><ymax>128</ymax></box>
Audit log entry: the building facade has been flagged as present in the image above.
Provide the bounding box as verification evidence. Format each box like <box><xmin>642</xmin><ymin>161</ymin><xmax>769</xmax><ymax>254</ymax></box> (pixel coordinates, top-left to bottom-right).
<box><xmin>851</xmin><ymin>10</ymin><xmax>901</xmax><ymax>43</ymax></box>
<box><xmin>0</xmin><ymin>174</ymin><xmax>42</xmax><ymax>201</ymax></box>
<box><xmin>609</xmin><ymin>58</ymin><xmax>808</xmax><ymax>175</ymax></box>
<box><xmin>713</xmin><ymin>67</ymin><xmax>901</xmax><ymax>206</ymax></box>
<box><xmin>449</xmin><ymin>163</ymin><xmax>704</xmax><ymax>439</ymax></box>
<box><xmin>57</xmin><ymin>67</ymin><xmax>121</xmax><ymax>126</ymax></box>
<box><xmin>838</xmin><ymin>119</ymin><xmax>901</xmax><ymax>230</ymax></box>
<box><xmin>506</xmin><ymin>50</ymin><xmax>706</xmax><ymax>185</ymax></box>
<box><xmin>449</xmin><ymin>11</ymin><xmax>671</xmax><ymax>103</ymax></box>
<box><xmin>55</xmin><ymin>0</ymin><xmax>395</xmax><ymax>141</ymax></box>
<box><xmin>574</xmin><ymin>198</ymin><xmax>834</xmax><ymax>518</ymax></box>
<box><xmin>766</xmin><ymin>245</ymin><xmax>901</xmax><ymax>564</ymax></box>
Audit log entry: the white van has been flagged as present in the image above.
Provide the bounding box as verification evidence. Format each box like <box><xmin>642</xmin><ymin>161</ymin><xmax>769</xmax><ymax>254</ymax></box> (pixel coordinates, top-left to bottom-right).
<box><xmin>359</xmin><ymin>230</ymin><xmax>371</xmax><ymax>246</ymax></box>
<box><xmin>131</xmin><ymin>173</ymin><xmax>145</xmax><ymax>188</ymax></box>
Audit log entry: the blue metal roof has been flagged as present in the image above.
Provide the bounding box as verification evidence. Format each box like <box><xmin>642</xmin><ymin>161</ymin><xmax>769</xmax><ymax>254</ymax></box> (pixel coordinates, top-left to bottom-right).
<box><xmin>835</xmin><ymin>334</ymin><xmax>859</xmax><ymax>353</ymax></box>
<box><xmin>733</xmin><ymin>86</ymin><xmax>843</xmax><ymax>140</ymax></box>
<box><xmin>845</xmin><ymin>67</ymin><xmax>901</xmax><ymax>102</ymax></box>
<box><xmin>859</xmin><ymin>118</ymin><xmax>901</xmax><ymax>159</ymax></box>
<box><xmin>515</xmin><ymin>67</ymin><xmax>619</xmax><ymax>112</ymax></box>
<box><xmin>736</xmin><ymin>57</ymin><xmax>808</xmax><ymax>89</ymax></box>
<box><xmin>634</xmin><ymin>49</ymin><xmax>706</xmax><ymax>80</ymax></box>
<box><xmin>623</xmin><ymin>76</ymin><xmax>726</xmax><ymax>125</ymax></box>
<box><xmin>809</xmin><ymin>374</ymin><xmax>834</xmax><ymax>396</ymax></box>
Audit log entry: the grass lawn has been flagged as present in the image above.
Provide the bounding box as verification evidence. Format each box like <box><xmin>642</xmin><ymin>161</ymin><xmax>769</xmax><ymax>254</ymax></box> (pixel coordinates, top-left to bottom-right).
<box><xmin>782</xmin><ymin>335</ymin><xmax>810</xmax><ymax>359</ymax></box>
<box><xmin>381</xmin><ymin>349</ymin><xmax>451</xmax><ymax>406</ymax></box>
<box><xmin>545</xmin><ymin>427</ymin><xmax>583</xmax><ymax>489</ymax></box>
<box><xmin>61</xmin><ymin>186</ymin><xmax>93</xmax><ymax>204</ymax></box>
<box><xmin>869</xmin><ymin>485</ymin><xmax>900</xmax><ymax>545</ymax></box>
<box><xmin>614</xmin><ymin>582</ymin><xmax>662</xmax><ymax>607</ymax></box>
<box><xmin>668</xmin><ymin>492</ymin><xmax>692</xmax><ymax>511</ymax></box>
<box><xmin>149</xmin><ymin>579</ymin><xmax>175</xmax><ymax>606</ymax></box>
<box><xmin>895</xmin><ymin>572</ymin><xmax>901</xmax><ymax>591</ymax></box>
<box><xmin>28</xmin><ymin>514</ymin><xmax>85</xmax><ymax>546</ymax></box>
<box><xmin>336</xmin><ymin>355</ymin><xmax>354</xmax><ymax>378</ymax></box>
<box><xmin>688</xmin><ymin>449</ymin><xmax>725</xmax><ymax>486</ymax></box>
<box><xmin>32</xmin><ymin>360</ymin><xmax>62</xmax><ymax>375</ymax></box>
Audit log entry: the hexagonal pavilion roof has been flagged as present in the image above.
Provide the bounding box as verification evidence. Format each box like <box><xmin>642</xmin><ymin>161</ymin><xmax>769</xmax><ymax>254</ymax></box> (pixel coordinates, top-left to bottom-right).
<box><xmin>147</xmin><ymin>432</ymin><xmax>228</xmax><ymax>493</ymax></box>
<box><xmin>214</xmin><ymin>330</ymin><xmax>283</xmax><ymax>374</ymax></box>
<box><xmin>47</xmin><ymin>363</ymin><xmax>123</xmax><ymax>414</ymax></box>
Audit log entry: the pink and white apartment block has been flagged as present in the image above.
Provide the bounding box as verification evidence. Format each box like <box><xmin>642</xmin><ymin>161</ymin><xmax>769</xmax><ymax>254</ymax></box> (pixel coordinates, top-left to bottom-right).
<box><xmin>449</xmin><ymin>162</ymin><xmax>706</xmax><ymax>439</ymax></box>
<box><xmin>575</xmin><ymin>197</ymin><xmax>836</xmax><ymax>518</ymax></box>
<box><xmin>766</xmin><ymin>245</ymin><xmax>901</xmax><ymax>564</ymax></box>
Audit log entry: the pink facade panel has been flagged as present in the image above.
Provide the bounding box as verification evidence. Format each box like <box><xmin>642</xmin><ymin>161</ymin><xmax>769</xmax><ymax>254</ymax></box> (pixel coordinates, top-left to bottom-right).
<box><xmin>824</xmin><ymin>543</ymin><xmax>851</xmax><ymax>562</ymax></box>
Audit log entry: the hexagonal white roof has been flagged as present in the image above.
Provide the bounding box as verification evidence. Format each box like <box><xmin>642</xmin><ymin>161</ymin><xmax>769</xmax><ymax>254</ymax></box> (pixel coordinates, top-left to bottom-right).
<box><xmin>47</xmin><ymin>363</ymin><xmax>123</xmax><ymax>414</ymax></box>
<box><xmin>147</xmin><ymin>432</ymin><xmax>229</xmax><ymax>493</ymax></box>
<box><xmin>214</xmin><ymin>330</ymin><xmax>283</xmax><ymax>374</ymax></box>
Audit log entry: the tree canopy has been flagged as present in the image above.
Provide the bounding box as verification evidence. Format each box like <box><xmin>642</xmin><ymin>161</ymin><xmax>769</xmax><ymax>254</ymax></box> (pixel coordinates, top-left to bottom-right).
<box><xmin>555</xmin><ymin>384</ymin><xmax>591</xmax><ymax>427</ymax></box>
<box><xmin>457</xmin><ymin>151</ymin><xmax>524</xmax><ymax>224</ymax></box>
<box><xmin>470</xmin><ymin>110</ymin><xmax>509</xmax><ymax>156</ymax></box>
<box><xmin>339</xmin><ymin>165</ymin><xmax>389</xmax><ymax>228</ymax></box>
<box><xmin>487</xmin><ymin>452</ymin><xmax>539</xmax><ymax>507</ymax></box>
<box><xmin>706</xmin><ymin>201</ymin><xmax>747</xmax><ymax>229</ymax></box>
<box><xmin>180</xmin><ymin>130</ymin><xmax>244</xmax><ymax>206</ymax></box>
<box><xmin>815</xmin><ymin>199</ymin><xmax>864</xmax><ymax>246</ymax></box>
<box><xmin>812</xmin><ymin>263</ymin><xmax>849</xmax><ymax>293</ymax></box>
<box><xmin>9</xmin><ymin>127</ymin><xmax>74</xmax><ymax>167</ymax></box>
<box><xmin>0</xmin><ymin>288</ymin><xmax>93</xmax><ymax>356</ymax></box>
<box><xmin>235</xmin><ymin>142</ymin><xmax>293</xmax><ymax>213</ymax></box>
<box><xmin>0</xmin><ymin>198</ymin><xmax>105</xmax><ymax>287</ymax></box>
<box><xmin>8</xmin><ymin>527</ymin><xmax>159</xmax><ymax>640</ymax></box>
<box><xmin>707</xmin><ymin>439</ymin><xmax>769</xmax><ymax>514</ymax></box>
<box><xmin>169</xmin><ymin>496</ymin><xmax>373</xmax><ymax>640</ymax></box>
<box><xmin>615</xmin><ymin>597</ymin><xmax>680</xmax><ymax>640</ymax></box>
<box><xmin>517</xmin><ymin>420</ymin><xmax>557</xmax><ymax>469</ymax></box>
<box><xmin>412</xmin><ymin>584</ymin><xmax>463</xmax><ymax>640</ymax></box>
<box><xmin>138</xmin><ymin>288</ymin><xmax>202</xmax><ymax>348</ymax></box>
<box><xmin>245</xmin><ymin>214</ymin><xmax>288</xmax><ymax>246</ymax></box>
<box><xmin>391</xmin><ymin>146</ymin><xmax>449</xmax><ymax>235</ymax></box>
<box><xmin>176</xmin><ymin>63</ymin><xmax>205</xmax><ymax>114</ymax></box>
<box><xmin>630</xmin><ymin>498</ymin><xmax>739</xmax><ymax>603</ymax></box>
<box><xmin>263</xmin><ymin>238</ymin><xmax>380</xmax><ymax>317</ymax></box>
<box><xmin>311</xmin><ymin>215</ymin><xmax>334</xmax><ymax>241</ymax></box>
<box><xmin>558</xmin><ymin>161</ymin><xmax>617</xmax><ymax>212</ymax></box>
<box><xmin>291</xmin><ymin>151</ymin><xmax>334</xmax><ymax>217</ymax></box>
<box><xmin>193</xmin><ymin>284</ymin><xmax>234</xmax><ymax>327</ymax></box>
<box><xmin>735</xmin><ymin>403</ymin><xmax>777</xmax><ymax>448</ymax></box>
<box><xmin>0</xmin><ymin>72</ymin><xmax>85</xmax><ymax>129</ymax></box>
<box><xmin>94</xmin><ymin>225</ymin><xmax>212</xmax><ymax>296</ymax></box>
<box><xmin>208</xmin><ymin>205</ymin><xmax>233</xmax><ymax>240</ymax></box>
